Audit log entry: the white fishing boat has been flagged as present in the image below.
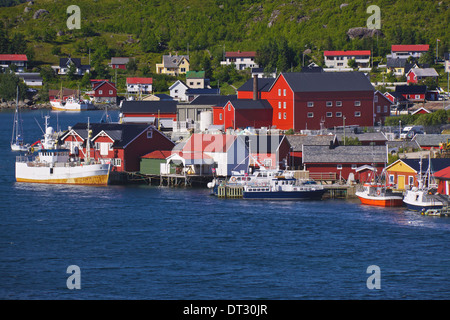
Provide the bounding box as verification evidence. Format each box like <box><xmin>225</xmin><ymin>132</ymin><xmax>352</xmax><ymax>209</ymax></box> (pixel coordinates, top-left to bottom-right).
<box><xmin>15</xmin><ymin>117</ymin><xmax>110</xmax><ymax>185</ymax></box>
<box><xmin>403</xmin><ymin>156</ymin><xmax>448</xmax><ymax>211</ymax></box>
<box><xmin>209</xmin><ymin>169</ymin><xmax>326</xmax><ymax>200</ymax></box>
<box><xmin>50</xmin><ymin>96</ymin><xmax>94</xmax><ymax>111</ymax></box>
<box><xmin>11</xmin><ymin>87</ymin><xmax>30</xmax><ymax>152</ymax></box>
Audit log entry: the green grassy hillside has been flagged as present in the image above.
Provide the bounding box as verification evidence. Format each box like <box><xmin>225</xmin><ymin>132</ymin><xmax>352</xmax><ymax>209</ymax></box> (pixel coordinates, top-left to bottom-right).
<box><xmin>1</xmin><ymin>0</ymin><xmax>449</xmax><ymax>92</ymax></box>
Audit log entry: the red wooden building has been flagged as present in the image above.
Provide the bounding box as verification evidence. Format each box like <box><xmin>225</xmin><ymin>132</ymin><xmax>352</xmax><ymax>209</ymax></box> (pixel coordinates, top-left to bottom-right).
<box><xmin>302</xmin><ymin>144</ymin><xmax>388</xmax><ymax>182</ymax></box>
<box><xmin>232</xmin><ymin>72</ymin><xmax>376</xmax><ymax>131</ymax></box>
<box><xmin>88</xmin><ymin>80</ymin><xmax>117</xmax><ymax>103</ymax></box>
<box><xmin>60</xmin><ymin>123</ymin><xmax>175</xmax><ymax>172</ymax></box>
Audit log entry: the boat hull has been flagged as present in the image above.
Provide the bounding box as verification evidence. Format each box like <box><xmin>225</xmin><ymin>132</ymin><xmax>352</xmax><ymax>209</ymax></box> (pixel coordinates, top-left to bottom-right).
<box><xmin>355</xmin><ymin>192</ymin><xmax>404</xmax><ymax>207</ymax></box>
<box><xmin>243</xmin><ymin>189</ymin><xmax>326</xmax><ymax>200</ymax></box>
<box><xmin>357</xmin><ymin>196</ymin><xmax>404</xmax><ymax>207</ymax></box>
<box><xmin>15</xmin><ymin>162</ymin><xmax>110</xmax><ymax>185</ymax></box>
<box><xmin>403</xmin><ymin>201</ymin><xmax>443</xmax><ymax>211</ymax></box>
<box><xmin>50</xmin><ymin>101</ymin><xmax>94</xmax><ymax>111</ymax></box>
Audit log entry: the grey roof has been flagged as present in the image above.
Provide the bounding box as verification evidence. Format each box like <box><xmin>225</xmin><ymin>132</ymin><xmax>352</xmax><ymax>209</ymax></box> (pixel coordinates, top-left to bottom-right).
<box><xmin>281</xmin><ymin>72</ymin><xmax>374</xmax><ymax>92</ymax></box>
<box><xmin>302</xmin><ymin>145</ymin><xmax>387</xmax><ymax>163</ymax></box>
<box><xmin>16</xmin><ymin>72</ymin><xmax>42</xmax><ymax>80</ymax></box>
<box><xmin>413</xmin><ymin>134</ymin><xmax>450</xmax><ymax>147</ymax></box>
<box><xmin>162</xmin><ymin>55</ymin><xmax>189</xmax><ymax>68</ymax></box>
<box><xmin>121</xmin><ymin>100</ymin><xmax>177</xmax><ymax>114</ymax></box>
<box><xmin>230</xmin><ymin>99</ymin><xmax>272</xmax><ymax>110</ymax></box>
<box><xmin>335</xmin><ymin>132</ymin><xmax>387</xmax><ymax>142</ymax></box>
<box><xmin>189</xmin><ymin>95</ymin><xmax>237</xmax><ymax>107</ymax></box>
<box><xmin>286</xmin><ymin>134</ymin><xmax>336</xmax><ymax>151</ymax></box>
<box><xmin>237</xmin><ymin>78</ymin><xmax>276</xmax><ymax>92</ymax></box>
<box><xmin>410</xmin><ymin>68</ymin><xmax>439</xmax><ymax>77</ymax></box>
<box><xmin>185</xmin><ymin>88</ymin><xmax>220</xmax><ymax>95</ymax></box>
<box><xmin>65</xmin><ymin>123</ymin><xmax>151</xmax><ymax>148</ymax></box>
<box><xmin>395</xmin><ymin>85</ymin><xmax>427</xmax><ymax>94</ymax></box>
<box><xmin>110</xmin><ymin>57</ymin><xmax>131</xmax><ymax>65</ymax></box>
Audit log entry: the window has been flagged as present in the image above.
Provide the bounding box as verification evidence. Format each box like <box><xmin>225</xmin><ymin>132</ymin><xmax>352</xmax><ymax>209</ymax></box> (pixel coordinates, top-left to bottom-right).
<box><xmin>326</xmin><ymin>112</ymin><xmax>332</xmax><ymax>117</ymax></box>
<box><xmin>283</xmin><ymin>89</ymin><xmax>286</xmax><ymax>96</ymax></box>
<box><xmin>336</xmin><ymin>112</ymin><xmax>342</xmax><ymax>117</ymax></box>
<box><xmin>114</xmin><ymin>158</ymin><xmax>122</xmax><ymax>167</ymax></box>
<box><xmin>283</xmin><ymin>102</ymin><xmax>286</xmax><ymax>109</ymax></box>
<box><xmin>384</xmin><ymin>105</ymin><xmax>388</xmax><ymax>113</ymax></box>
<box><xmin>355</xmin><ymin>101</ymin><xmax>361</xmax><ymax>106</ymax></box>
<box><xmin>374</xmin><ymin>95</ymin><xmax>378</xmax><ymax>102</ymax></box>
<box><xmin>355</xmin><ymin>111</ymin><xmax>361</xmax><ymax>117</ymax></box>
<box><xmin>109</xmin><ymin>90</ymin><xmax>113</xmax><ymax>95</ymax></box>
<box><xmin>147</xmin><ymin>129</ymin><xmax>153</xmax><ymax>139</ymax></box>
<box><xmin>99</xmin><ymin>90</ymin><xmax>103</xmax><ymax>95</ymax></box>
<box><xmin>278</xmin><ymin>89</ymin><xmax>281</xmax><ymax>96</ymax></box>
<box><xmin>377</xmin><ymin>105</ymin><xmax>381</xmax><ymax>113</ymax></box>
<box><xmin>326</xmin><ymin>101</ymin><xmax>333</xmax><ymax>107</ymax></box>
<box><xmin>189</xmin><ymin>82</ymin><xmax>194</xmax><ymax>86</ymax></box>
<box><xmin>351</xmin><ymin>164</ymin><xmax>357</xmax><ymax>169</ymax></box>
<box><xmin>337</xmin><ymin>164</ymin><xmax>343</xmax><ymax>170</ymax></box>
<box><xmin>307</xmin><ymin>102</ymin><xmax>314</xmax><ymax>107</ymax></box>
<box><xmin>228</xmin><ymin>104</ymin><xmax>231</xmax><ymax>111</ymax></box>
<box><xmin>409</xmin><ymin>176</ymin><xmax>414</xmax><ymax>186</ymax></box>
<box><xmin>264</xmin><ymin>159</ymin><xmax>272</xmax><ymax>167</ymax></box>
<box><xmin>278</xmin><ymin>102</ymin><xmax>281</xmax><ymax>109</ymax></box>
<box><xmin>415</xmin><ymin>95</ymin><xmax>421</xmax><ymax>99</ymax></box>
<box><xmin>389</xmin><ymin>175</ymin><xmax>395</xmax><ymax>184</ymax></box>
<box><xmin>219</xmin><ymin>113</ymin><xmax>222</xmax><ymax>121</ymax></box>
<box><xmin>283</xmin><ymin>112</ymin><xmax>287</xmax><ymax>119</ymax></box>
<box><xmin>336</xmin><ymin>101</ymin><xmax>342</xmax><ymax>107</ymax></box>
<box><xmin>278</xmin><ymin>112</ymin><xmax>281</xmax><ymax>119</ymax></box>
<box><xmin>307</xmin><ymin>112</ymin><xmax>314</xmax><ymax>118</ymax></box>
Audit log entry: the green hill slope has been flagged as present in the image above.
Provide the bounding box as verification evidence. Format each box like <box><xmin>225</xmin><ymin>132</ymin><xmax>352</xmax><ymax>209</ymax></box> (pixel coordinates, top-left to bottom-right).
<box><xmin>1</xmin><ymin>0</ymin><xmax>448</xmax><ymax>91</ymax></box>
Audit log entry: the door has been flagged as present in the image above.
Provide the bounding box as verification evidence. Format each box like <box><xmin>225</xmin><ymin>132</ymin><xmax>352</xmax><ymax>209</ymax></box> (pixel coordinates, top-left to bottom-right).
<box><xmin>398</xmin><ymin>175</ymin><xmax>405</xmax><ymax>190</ymax></box>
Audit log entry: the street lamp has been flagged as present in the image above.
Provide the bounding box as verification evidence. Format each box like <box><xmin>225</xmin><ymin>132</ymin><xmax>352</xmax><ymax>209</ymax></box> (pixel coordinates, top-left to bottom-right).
<box><xmin>343</xmin><ymin>116</ymin><xmax>346</xmax><ymax>145</ymax></box>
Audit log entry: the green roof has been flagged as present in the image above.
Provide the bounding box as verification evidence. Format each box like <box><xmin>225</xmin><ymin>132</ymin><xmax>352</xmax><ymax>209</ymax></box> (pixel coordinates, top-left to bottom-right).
<box><xmin>186</xmin><ymin>71</ymin><xmax>205</xmax><ymax>79</ymax></box>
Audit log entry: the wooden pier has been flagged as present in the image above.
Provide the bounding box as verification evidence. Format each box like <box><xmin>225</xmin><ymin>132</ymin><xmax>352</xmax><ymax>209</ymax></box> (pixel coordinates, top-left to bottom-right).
<box><xmin>324</xmin><ymin>184</ymin><xmax>357</xmax><ymax>199</ymax></box>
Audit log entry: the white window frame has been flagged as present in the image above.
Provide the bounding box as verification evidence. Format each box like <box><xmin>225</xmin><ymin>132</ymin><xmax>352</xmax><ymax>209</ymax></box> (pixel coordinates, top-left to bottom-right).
<box><xmin>337</xmin><ymin>164</ymin><xmax>343</xmax><ymax>170</ymax></box>
<box><xmin>307</xmin><ymin>101</ymin><xmax>314</xmax><ymax>107</ymax></box>
<box><xmin>326</xmin><ymin>101</ymin><xmax>333</xmax><ymax>107</ymax></box>
<box><xmin>354</xmin><ymin>101</ymin><xmax>361</xmax><ymax>106</ymax></box>
<box><xmin>336</xmin><ymin>112</ymin><xmax>342</xmax><ymax>117</ymax></box>
<box><xmin>326</xmin><ymin>112</ymin><xmax>332</xmax><ymax>118</ymax></box>
<box><xmin>307</xmin><ymin>112</ymin><xmax>314</xmax><ymax>118</ymax></box>
<box><xmin>336</xmin><ymin>101</ymin><xmax>342</xmax><ymax>107</ymax></box>
<box><xmin>355</xmin><ymin>111</ymin><xmax>361</xmax><ymax>117</ymax></box>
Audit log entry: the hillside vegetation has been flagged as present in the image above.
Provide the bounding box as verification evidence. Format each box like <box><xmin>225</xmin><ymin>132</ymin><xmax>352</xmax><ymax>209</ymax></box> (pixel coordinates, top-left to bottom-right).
<box><xmin>1</xmin><ymin>0</ymin><xmax>449</xmax><ymax>93</ymax></box>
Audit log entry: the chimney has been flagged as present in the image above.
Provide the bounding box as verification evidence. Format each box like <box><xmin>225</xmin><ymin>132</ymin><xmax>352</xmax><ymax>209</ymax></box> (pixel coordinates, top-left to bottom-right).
<box><xmin>253</xmin><ymin>74</ymin><xmax>258</xmax><ymax>101</ymax></box>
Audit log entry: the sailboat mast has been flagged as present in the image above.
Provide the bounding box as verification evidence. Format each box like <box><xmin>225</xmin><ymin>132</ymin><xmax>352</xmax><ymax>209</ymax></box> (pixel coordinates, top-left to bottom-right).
<box><xmin>86</xmin><ymin>117</ymin><xmax>91</xmax><ymax>163</ymax></box>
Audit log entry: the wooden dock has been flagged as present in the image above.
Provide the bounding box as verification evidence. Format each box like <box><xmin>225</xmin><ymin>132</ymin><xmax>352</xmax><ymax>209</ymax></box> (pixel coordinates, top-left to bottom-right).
<box><xmin>324</xmin><ymin>184</ymin><xmax>357</xmax><ymax>199</ymax></box>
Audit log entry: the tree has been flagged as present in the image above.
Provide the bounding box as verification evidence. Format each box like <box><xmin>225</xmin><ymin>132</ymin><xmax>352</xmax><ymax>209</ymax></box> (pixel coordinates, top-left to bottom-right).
<box><xmin>0</xmin><ymin>72</ymin><xmax>27</xmax><ymax>101</ymax></box>
<box><xmin>67</xmin><ymin>62</ymin><xmax>78</xmax><ymax>81</ymax></box>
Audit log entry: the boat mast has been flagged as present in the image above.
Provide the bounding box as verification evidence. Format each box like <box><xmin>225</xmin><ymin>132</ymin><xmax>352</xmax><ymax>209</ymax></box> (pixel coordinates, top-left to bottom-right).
<box><xmin>11</xmin><ymin>86</ymin><xmax>19</xmax><ymax>144</ymax></box>
<box><xmin>86</xmin><ymin>117</ymin><xmax>91</xmax><ymax>163</ymax></box>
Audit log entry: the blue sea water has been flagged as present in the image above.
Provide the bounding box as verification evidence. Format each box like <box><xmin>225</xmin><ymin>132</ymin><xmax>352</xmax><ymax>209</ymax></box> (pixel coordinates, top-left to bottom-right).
<box><xmin>0</xmin><ymin>109</ymin><xmax>449</xmax><ymax>300</ymax></box>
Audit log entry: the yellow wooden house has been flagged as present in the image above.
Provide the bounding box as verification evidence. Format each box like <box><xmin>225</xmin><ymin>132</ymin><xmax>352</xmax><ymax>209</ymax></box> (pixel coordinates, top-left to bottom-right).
<box><xmin>385</xmin><ymin>158</ymin><xmax>450</xmax><ymax>191</ymax></box>
<box><xmin>385</xmin><ymin>159</ymin><xmax>417</xmax><ymax>191</ymax></box>
<box><xmin>155</xmin><ymin>54</ymin><xmax>189</xmax><ymax>76</ymax></box>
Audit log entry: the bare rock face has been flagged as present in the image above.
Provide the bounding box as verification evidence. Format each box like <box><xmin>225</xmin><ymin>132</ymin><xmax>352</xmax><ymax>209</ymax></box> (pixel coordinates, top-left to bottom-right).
<box><xmin>347</xmin><ymin>27</ymin><xmax>383</xmax><ymax>39</ymax></box>
<box><xmin>33</xmin><ymin>9</ymin><xmax>49</xmax><ymax>20</ymax></box>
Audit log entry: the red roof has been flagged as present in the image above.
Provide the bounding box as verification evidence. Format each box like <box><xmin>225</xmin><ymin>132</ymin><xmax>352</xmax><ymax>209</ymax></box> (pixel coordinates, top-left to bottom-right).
<box><xmin>225</xmin><ymin>51</ymin><xmax>256</xmax><ymax>58</ymax></box>
<box><xmin>0</xmin><ymin>54</ymin><xmax>28</xmax><ymax>61</ymax></box>
<box><xmin>323</xmin><ymin>50</ymin><xmax>371</xmax><ymax>56</ymax></box>
<box><xmin>434</xmin><ymin>166</ymin><xmax>450</xmax><ymax>180</ymax></box>
<box><xmin>391</xmin><ymin>45</ymin><xmax>429</xmax><ymax>52</ymax></box>
<box><xmin>126</xmin><ymin>77</ymin><xmax>153</xmax><ymax>84</ymax></box>
<box><xmin>141</xmin><ymin>150</ymin><xmax>172</xmax><ymax>159</ymax></box>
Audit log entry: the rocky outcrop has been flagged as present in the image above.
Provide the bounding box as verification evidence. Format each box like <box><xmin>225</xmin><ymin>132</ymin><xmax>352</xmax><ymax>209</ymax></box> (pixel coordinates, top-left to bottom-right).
<box><xmin>33</xmin><ymin>9</ymin><xmax>49</xmax><ymax>20</ymax></box>
<box><xmin>347</xmin><ymin>27</ymin><xmax>383</xmax><ymax>39</ymax></box>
